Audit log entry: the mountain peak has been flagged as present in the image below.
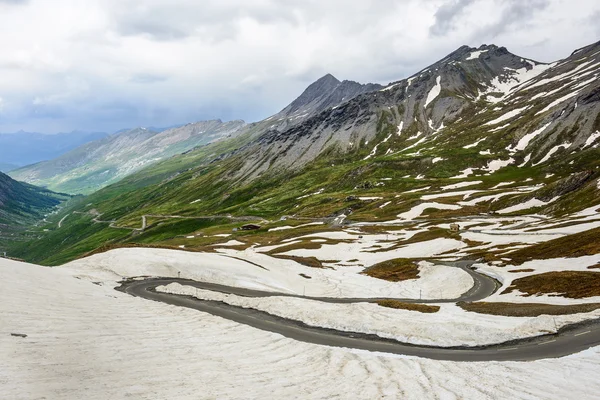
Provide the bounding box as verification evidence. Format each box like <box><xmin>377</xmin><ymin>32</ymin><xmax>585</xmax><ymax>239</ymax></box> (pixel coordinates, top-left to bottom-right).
<box><xmin>277</xmin><ymin>72</ymin><xmax>382</xmax><ymax>119</ymax></box>
<box><xmin>316</xmin><ymin>73</ymin><xmax>340</xmax><ymax>85</ymax></box>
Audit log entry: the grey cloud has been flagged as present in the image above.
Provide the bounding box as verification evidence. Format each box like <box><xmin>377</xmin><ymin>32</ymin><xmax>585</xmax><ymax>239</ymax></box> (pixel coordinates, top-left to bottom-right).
<box><xmin>129</xmin><ymin>73</ymin><xmax>169</xmax><ymax>84</ymax></box>
<box><xmin>112</xmin><ymin>1</ymin><xmax>306</xmax><ymax>43</ymax></box>
<box><xmin>119</xmin><ymin>20</ymin><xmax>190</xmax><ymax>41</ymax></box>
<box><xmin>588</xmin><ymin>11</ymin><xmax>600</xmax><ymax>36</ymax></box>
<box><xmin>430</xmin><ymin>0</ymin><xmax>476</xmax><ymax>36</ymax></box>
<box><xmin>1</xmin><ymin>0</ymin><xmax>600</xmax><ymax>134</ymax></box>
<box><xmin>472</xmin><ymin>0</ymin><xmax>550</xmax><ymax>39</ymax></box>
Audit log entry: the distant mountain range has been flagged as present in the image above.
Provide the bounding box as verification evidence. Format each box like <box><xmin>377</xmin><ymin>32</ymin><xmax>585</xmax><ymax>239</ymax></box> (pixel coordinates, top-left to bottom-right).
<box><xmin>9</xmin><ymin>120</ymin><xmax>246</xmax><ymax>194</ymax></box>
<box><xmin>0</xmin><ymin>163</ymin><xmax>18</xmax><ymax>173</ymax></box>
<box><xmin>0</xmin><ymin>131</ymin><xmax>108</xmax><ymax>168</ymax></box>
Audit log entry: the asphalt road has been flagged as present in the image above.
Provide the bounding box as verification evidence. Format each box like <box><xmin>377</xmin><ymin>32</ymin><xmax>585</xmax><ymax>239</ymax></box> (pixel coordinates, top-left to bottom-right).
<box><xmin>117</xmin><ymin>262</ymin><xmax>600</xmax><ymax>361</ymax></box>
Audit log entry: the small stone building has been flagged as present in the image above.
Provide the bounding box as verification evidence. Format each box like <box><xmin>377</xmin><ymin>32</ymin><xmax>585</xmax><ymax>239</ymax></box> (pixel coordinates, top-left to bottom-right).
<box><xmin>241</xmin><ymin>224</ymin><xmax>261</xmax><ymax>231</ymax></box>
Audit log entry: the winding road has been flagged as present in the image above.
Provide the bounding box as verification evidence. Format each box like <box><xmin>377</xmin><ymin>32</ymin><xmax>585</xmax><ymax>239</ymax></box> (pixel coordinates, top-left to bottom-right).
<box><xmin>117</xmin><ymin>261</ymin><xmax>600</xmax><ymax>361</ymax></box>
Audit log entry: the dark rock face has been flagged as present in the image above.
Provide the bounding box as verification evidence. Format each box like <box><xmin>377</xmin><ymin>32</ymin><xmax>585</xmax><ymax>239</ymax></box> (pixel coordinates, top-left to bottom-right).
<box><xmin>277</xmin><ymin>73</ymin><xmax>383</xmax><ymax>120</ymax></box>
<box><xmin>536</xmin><ymin>171</ymin><xmax>597</xmax><ymax>202</ymax></box>
<box><xmin>228</xmin><ymin>40</ymin><xmax>600</xmax><ymax>185</ymax></box>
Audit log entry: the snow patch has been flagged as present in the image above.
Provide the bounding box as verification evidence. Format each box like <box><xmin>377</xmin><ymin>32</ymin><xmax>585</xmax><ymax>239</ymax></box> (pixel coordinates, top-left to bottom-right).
<box><xmin>463</xmin><ymin>138</ymin><xmax>486</xmax><ymax>149</ymax></box>
<box><xmin>396</xmin><ymin>202</ymin><xmax>461</xmax><ymax>220</ymax></box>
<box><xmin>497</xmin><ymin>197</ymin><xmax>560</xmax><ymax>214</ymax></box>
<box><xmin>485</xmin><ymin>107</ymin><xmax>528</xmax><ymax>126</ymax></box>
<box><xmin>424</xmin><ymin>76</ymin><xmax>441</xmax><ymax>108</ymax></box>
<box><xmin>451</xmin><ymin>168</ymin><xmax>475</xmax><ymax>179</ymax></box>
<box><xmin>441</xmin><ymin>181</ymin><xmax>482</xmax><ymax>190</ymax></box>
<box><xmin>465</xmin><ymin>49</ymin><xmax>488</xmax><ymax>60</ymax></box>
<box><xmin>485</xmin><ymin>158</ymin><xmax>514</xmax><ymax>173</ymax></box>
<box><xmin>583</xmin><ymin>131</ymin><xmax>600</xmax><ymax>148</ymax></box>
<box><xmin>509</xmin><ymin>122</ymin><xmax>551</xmax><ymax>152</ymax></box>
<box><xmin>533</xmin><ymin>143</ymin><xmax>571</xmax><ymax>165</ymax></box>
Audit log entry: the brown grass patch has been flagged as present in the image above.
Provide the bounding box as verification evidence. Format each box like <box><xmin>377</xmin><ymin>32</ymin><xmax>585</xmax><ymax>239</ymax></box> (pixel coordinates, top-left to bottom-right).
<box><xmin>270</xmin><ymin>254</ymin><xmax>325</xmax><ymax>268</ymax></box>
<box><xmin>377</xmin><ymin>300</ymin><xmax>440</xmax><ymax>313</ymax></box>
<box><xmin>459</xmin><ymin>301</ymin><xmax>600</xmax><ymax>317</ymax></box>
<box><xmin>588</xmin><ymin>264</ymin><xmax>600</xmax><ymax>270</ymax></box>
<box><xmin>265</xmin><ymin>238</ymin><xmax>352</xmax><ymax>255</ymax></box>
<box><xmin>506</xmin><ymin>227</ymin><xmax>600</xmax><ymax>264</ymax></box>
<box><xmin>463</xmin><ymin>238</ymin><xmax>486</xmax><ymax>247</ymax></box>
<box><xmin>362</xmin><ymin>258</ymin><xmax>419</xmax><ymax>282</ymax></box>
<box><xmin>502</xmin><ymin>271</ymin><xmax>600</xmax><ymax>298</ymax></box>
<box><xmin>508</xmin><ymin>268</ymin><xmax>535</xmax><ymax>273</ymax></box>
<box><xmin>265</xmin><ymin>241</ymin><xmax>323</xmax><ymax>255</ymax></box>
<box><xmin>368</xmin><ymin>228</ymin><xmax>459</xmax><ymax>253</ymax></box>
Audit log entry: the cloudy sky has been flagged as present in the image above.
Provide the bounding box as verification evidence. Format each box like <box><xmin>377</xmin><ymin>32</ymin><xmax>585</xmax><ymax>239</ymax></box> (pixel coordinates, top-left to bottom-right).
<box><xmin>0</xmin><ymin>0</ymin><xmax>598</xmax><ymax>134</ymax></box>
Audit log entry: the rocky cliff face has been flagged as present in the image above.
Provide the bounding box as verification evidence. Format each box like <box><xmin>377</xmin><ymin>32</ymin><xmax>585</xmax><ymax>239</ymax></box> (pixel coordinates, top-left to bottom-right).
<box><xmin>218</xmin><ymin>41</ymin><xmax>600</xmax><ymax>183</ymax></box>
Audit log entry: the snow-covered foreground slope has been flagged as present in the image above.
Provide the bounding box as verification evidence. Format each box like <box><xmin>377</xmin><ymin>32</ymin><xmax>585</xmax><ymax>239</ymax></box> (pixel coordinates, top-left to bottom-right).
<box><xmin>157</xmin><ymin>282</ymin><xmax>600</xmax><ymax>347</ymax></box>
<box><xmin>3</xmin><ymin>257</ymin><xmax>600</xmax><ymax>399</ymax></box>
<box><xmin>63</xmin><ymin>247</ymin><xmax>473</xmax><ymax>299</ymax></box>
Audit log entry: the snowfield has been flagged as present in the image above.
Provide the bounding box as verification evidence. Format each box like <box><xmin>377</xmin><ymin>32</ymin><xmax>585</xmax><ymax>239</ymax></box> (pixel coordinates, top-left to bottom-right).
<box><xmin>3</xmin><ymin>257</ymin><xmax>600</xmax><ymax>399</ymax></box>
<box><xmin>64</xmin><ymin>247</ymin><xmax>470</xmax><ymax>299</ymax></box>
<box><xmin>157</xmin><ymin>282</ymin><xmax>600</xmax><ymax>347</ymax></box>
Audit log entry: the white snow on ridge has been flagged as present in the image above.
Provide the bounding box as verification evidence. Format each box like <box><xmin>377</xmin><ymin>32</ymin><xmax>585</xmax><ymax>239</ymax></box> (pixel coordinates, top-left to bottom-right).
<box><xmin>403</xmin><ymin>186</ymin><xmax>431</xmax><ymax>194</ymax></box>
<box><xmin>485</xmin><ymin>158</ymin><xmax>514</xmax><ymax>173</ymax></box>
<box><xmin>518</xmin><ymin>154</ymin><xmax>532</xmax><ymax>167</ymax></box>
<box><xmin>402</xmin><ymin>136</ymin><xmax>427</xmax><ymax>152</ymax></box>
<box><xmin>381</xmin><ymin>82</ymin><xmax>401</xmax><ymax>92</ymax></box>
<box><xmin>396</xmin><ymin>202</ymin><xmax>461</xmax><ymax>220</ymax></box>
<box><xmin>451</xmin><ymin>168</ymin><xmax>475</xmax><ymax>179</ymax></box>
<box><xmin>465</xmin><ymin>49</ymin><xmax>488</xmax><ymax>60</ymax></box>
<box><xmin>536</xmin><ymin>90</ymin><xmax>585</xmax><ymax>116</ymax></box>
<box><xmin>584</xmin><ymin>131</ymin><xmax>600</xmax><ymax>148</ymax></box>
<box><xmin>533</xmin><ymin>143</ymin><xmax>571</xmax><ymax>166</ymax></box>
<box><xmin>441</xmin><ymin>181</ymin><xmax>482</xmax><ymax>190</ymax></box>
<box><xmin>509</xmin><ymin>122</ymin><xmax>551</xmax><ymax>152</ymax></box>
<box><xmin>458</xmin><ymin>191</ymin><xmax>523</xmax><ymax>206</ymax></box>
<box><xmin>522</xmin><ymin>60</ymin><xmax>596</xmax><ymax>91</ymax></box>
<box><xmin>364</xmin><ymin>133</ymin><xmax>393</xmax><ymax>160</ymax></box>
<box><xmin>297</xmin><ymin>188</ymin><xmax>325</xmax><ymax>199</ymax></box>
<box><xmin>269</xmin><ymin>222</ymin><xmax>324</xmax><ymax>232</ymax></box>
<box><xmin>485</xmin><ymin>106</ymin><xmax>528</xmax><ymax>126</ymax></box>
<box><xmin>421</xmin><ymin>190</ymin><xmax>481</xmax><ymax>201</ymax></box>
<box><xmin>397</xmin><ymin>121</ymin><xmax>404</xmax><ymax>134</ymax></box>
<box><xmin>492</xmin><ymin>181</ymin><xmax>515</xmax><ymax>188</ymax></box>
<box><xmin>497</xmin><ymin>197</ymin><xmax>559</xmax><ymax>214</ymax></box>
<box><xmin>407</xmin><ymin>131</ymin><xmax>423</xmax><ymax>140</ymax></box>
<box><xmin>463</xmin><ymin>138</ymin><xmax>486</xmax><ymax>149</ymax></box>
<box><xmin>482</xmin><ymin>62</ymin><xmax>555</xmax><ymax>100</ymax></box>
<box><xmin>489</xmin><ymin>123</ymin><xmax>510</xmax><ymax>132</ymax></box>
<box><xmin>424</xmin><ymin>76</ymin><xmax>441</xmax><ymax>108</ymax></box>
<box><xmin>379</xmin><ymin>201</ymin><xmax>391</xmax><ymax>209</ymax></box>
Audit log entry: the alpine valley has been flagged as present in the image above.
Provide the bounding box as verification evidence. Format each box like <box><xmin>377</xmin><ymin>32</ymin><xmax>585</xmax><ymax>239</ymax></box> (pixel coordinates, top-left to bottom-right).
<box><xmin>7</xmin><ymin>40</ymin><xmax>599</xmax><ymax>266</ymax></box>
<box><xmin>3</xmin><ymin>39</ymin><xmax>600</xmax><ymax>400</ymax></box>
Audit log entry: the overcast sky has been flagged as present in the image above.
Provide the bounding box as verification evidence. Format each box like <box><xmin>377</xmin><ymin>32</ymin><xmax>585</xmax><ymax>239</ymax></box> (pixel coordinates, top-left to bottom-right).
<box><xmin>0</xmin><ymin>0</ymin><xmax>598</xmax><ymax>134</ymax></box>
